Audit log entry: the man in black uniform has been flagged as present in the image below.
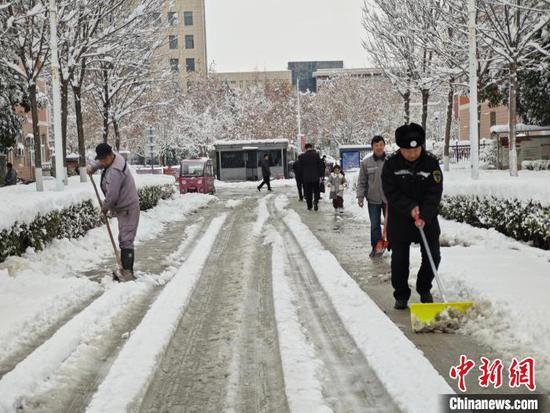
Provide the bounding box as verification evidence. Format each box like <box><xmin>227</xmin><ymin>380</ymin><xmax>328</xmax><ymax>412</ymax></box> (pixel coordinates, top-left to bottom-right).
<box><xmin>381</xmin><ymin>123</ymin><xmax>443</xmax><ymax>310</ymax></box>
<box><xmin>299</xmin><ymin>143</ymin><xmax>325</xmax><ymax>211</ymax></box>
<box><xmin>292</xmin><ymin>159</ymin><xmax>303</xmax><ymax>201</ymax></box>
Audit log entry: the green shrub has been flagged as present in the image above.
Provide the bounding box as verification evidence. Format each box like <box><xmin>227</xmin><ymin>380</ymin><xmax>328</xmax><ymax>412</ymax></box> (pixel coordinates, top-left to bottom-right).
<box><xmin>441</xmin><ymin>195</ymin><xmax>550</xmax><ymax>250</ymax></box>
<box><xmin>0</xmin><ymin>183</ymin><xmax>175</xmax><ymax>263</ymax></box>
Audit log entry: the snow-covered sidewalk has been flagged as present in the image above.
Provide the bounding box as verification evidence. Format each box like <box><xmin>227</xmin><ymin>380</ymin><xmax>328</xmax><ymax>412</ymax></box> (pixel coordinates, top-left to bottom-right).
<box><xmin>342</xmin><ymin>176</ymin><xmax>550</xmax><ymax>390</ymax></box>
<box><xmin>0</xmin><ymin>194</ymin><xmax>214</xmax><ymax>375</ymax></box>
<box><xmin>0</xmin><ymin>173</ymin><xmax>175</xmax><ymax>232</ymax></box>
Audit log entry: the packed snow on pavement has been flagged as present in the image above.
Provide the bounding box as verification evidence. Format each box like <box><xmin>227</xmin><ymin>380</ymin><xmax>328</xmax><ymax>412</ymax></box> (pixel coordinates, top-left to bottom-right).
<box><xmin>344</xmin><ymin>168</ymin><xmax>550</xmax><ymax>390</ymax></box>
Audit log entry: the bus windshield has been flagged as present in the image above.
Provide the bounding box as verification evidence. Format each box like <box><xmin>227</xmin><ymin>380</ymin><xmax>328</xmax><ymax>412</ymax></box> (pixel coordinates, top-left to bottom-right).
<box><xmin>180</xmin><ymin>162</ymin><xmax>205</xmax><ymax>177</ymax></box>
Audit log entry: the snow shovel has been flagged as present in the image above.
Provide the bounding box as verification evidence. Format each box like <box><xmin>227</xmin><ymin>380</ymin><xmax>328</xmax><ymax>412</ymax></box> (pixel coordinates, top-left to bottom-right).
<box><xmin>409</xmin><ymin>217</ymin><xmax>474</xmax><ymax>333</ymax></box>
<box><xmin>373</xmin><ymin>205</ymin><xmax>390</xmax><ymax>256</ymax></box>
<box><xmin>89</xmin><ymin>173</ymin><xmax>123</xmax><ymax>280</ymax></box>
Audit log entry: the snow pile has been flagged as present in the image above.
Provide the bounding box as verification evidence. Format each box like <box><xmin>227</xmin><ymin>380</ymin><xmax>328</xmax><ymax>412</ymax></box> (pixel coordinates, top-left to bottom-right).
<box><xmin>86</xmin><ymin>214</ymin><xmax>227</xmax><ymax>413</ymax></box>
<box><xmin>0</xmin><ymin>194</ymin><xmax>214</xmax><ymax>371</ymax></box>
<box><xmin>0</xmin><ymin>173</ymin><xmax>175</xmax><ymax>232</ymax></box>
<box><xmin>253</xmin><ymin>194</ymin><xmax>271</xmax><ymax>235</ymax></box>
<box><xmin>277</xmin><ymin>199</ymin><xmax>454</xmax><ymax>412</ymax></box>
<box><xmin>0</xmin><ymin>282</ymin><xmax>150</xmax><ymax>412</ymax></box>
<box><xmin>265</xmin><ymin>228</ymin><xmax>331</xmax><ymax>413</ymax></box>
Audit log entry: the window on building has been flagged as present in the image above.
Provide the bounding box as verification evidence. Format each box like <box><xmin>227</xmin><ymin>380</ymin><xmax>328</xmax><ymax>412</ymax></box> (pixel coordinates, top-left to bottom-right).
<box><xmin>185</xmin><ymin>35</ymin><xmax>194</xmax><ymax>49</ymax></box>
<box><xmin>186</xmin><ymin>58</ymin><xmax>195</xmax><ymax>73</ymax></box>
<box><xmin>170</xmin><ymin>58</ymin><xmax>179</xmax><ymax>72</ymax></box>
<box><xmin>184</xmin><ymin>11</ymin><xmax>193</xmax><ymax>26</ymax></box>
<box><xmin>167</xmin><ymin>11</ymin><xmax>178</xmax><ymax>26</ymax></box>
<box><xmin>258</xmin><ymin>150</ymin><xmax>283</xmax><ymax>167</ymax></box>
<box><xmin>490</xmin><ymin>111</ymin><xmax>497</xmax><ymax>127</ymax></box>
<box><xmin>221</xmin><ymin>151</ymin><xmax>245</xmax><ymax>168</ymax></box>
<box><xmin>169</xmin><ymin>35</ymin><xmax>178</xmax><ymax>49</ymax></box>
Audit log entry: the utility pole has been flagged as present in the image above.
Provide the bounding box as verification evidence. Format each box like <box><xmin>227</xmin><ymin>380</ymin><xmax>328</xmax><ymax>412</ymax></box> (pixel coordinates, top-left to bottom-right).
<box><xmin>296</xmin><ymin>78</ymin><xmax>303</xmax><ymax>153</ymax></box>
<box><xmin>468</xmin><ymin>0</ymin><xmax>479</xmax><ymax>180</ymax></box>
<box><xmin>49</xmin><ymin>0</ymin><xmax>64</xmax><ymax>190</ymax></box>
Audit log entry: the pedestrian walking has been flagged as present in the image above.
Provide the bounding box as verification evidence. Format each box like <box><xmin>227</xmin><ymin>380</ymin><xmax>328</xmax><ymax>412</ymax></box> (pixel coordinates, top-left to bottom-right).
<box><xmin>327</xmin><ymin>164</ymin><xmax>347</xmax><ymax>212</ymax></box>
<box><xmin>381</xmin><ymin>123</ymin><xmax>443</xmax><ymax>310</ymax></box>
<box><xmin>88</xmin><ymin>143</ymin><xmax>140</xmax><ymax>282</ymax></box>
<box><xmin>292</xmin><ymin>159</ymin><xmax>304</xmax><ymax>201</ymax></box>
<box><xmin>356</xmin><ymin>135</ymin><xmax>387</xmax><ymax>257</ymax></box>
<box><xmin>257</xmin><ymin>153</ymin><xmax>272</xmax><ymax>192</ymax></box>
<box><xmin>299</xmin><ymin>143</ymin><xmax>325</xmax><ymax>211</ymax></box>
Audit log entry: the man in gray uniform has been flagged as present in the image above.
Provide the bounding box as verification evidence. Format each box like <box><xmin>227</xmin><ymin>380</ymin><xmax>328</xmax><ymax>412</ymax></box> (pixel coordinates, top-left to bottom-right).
<box><xmin>356</xmin><ymin>135</ymin><xmax>387</xmax><ymax>257</ymax></box>
<box><xmin>88</xmin><ymin>143</ymin><xmax>140</xmax><ymax>281</ymax></box>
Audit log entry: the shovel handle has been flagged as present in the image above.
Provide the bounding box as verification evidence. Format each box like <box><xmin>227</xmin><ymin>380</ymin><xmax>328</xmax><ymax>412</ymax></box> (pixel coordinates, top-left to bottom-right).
<box><xmin>418</xmin><ymin>225</ymin><xmax>447</xmax><ymax>303</ymax></box>
<box><xmin>90</xmin><ymin>174</ymin><xmax>122</xmax><ymax>269</ymax></box>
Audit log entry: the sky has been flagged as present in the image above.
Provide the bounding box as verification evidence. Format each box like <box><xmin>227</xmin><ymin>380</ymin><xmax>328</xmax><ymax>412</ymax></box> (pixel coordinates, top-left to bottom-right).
<box><xmin>204</xmin><ymin>0</ymin><xmax>371</xmax><ymax>73</ymax></box>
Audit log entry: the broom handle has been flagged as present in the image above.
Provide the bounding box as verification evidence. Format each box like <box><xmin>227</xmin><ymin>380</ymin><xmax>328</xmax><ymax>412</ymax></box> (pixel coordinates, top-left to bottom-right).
<box><xmin>90</xmin><ymin>173</ymin><xmax>121</xmax><ymax>268</ymax></box>
<box><xmin>417</xmin><ymin>223</ymin><xmax>448</xmax><ymax>303</ymax></box>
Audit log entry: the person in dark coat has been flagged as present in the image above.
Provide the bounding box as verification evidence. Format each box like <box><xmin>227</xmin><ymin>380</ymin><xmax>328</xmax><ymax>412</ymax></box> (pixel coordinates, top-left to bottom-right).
<box><xmin>299</xmin><ymin>143</ymin><xmax>325</xmax><ymax>211</ymax></box>
<box><xmin>257</xmin><ymin>153</ymin><xmax>272</xmax><ymax>192</ymax></box>
<box><xmin>4</xmin><ymin>163</ymin><xmax>17</xmax><ymax>186</ymax></box>
<box><xmin>381</xmin><ymin>123</ymin><xmax>443</xmax><ymax>310</ymax></box>
<box><xmin>292</xmin><ymin>159</ymin><xmax>303</xmax><ymax>201</ymax></box>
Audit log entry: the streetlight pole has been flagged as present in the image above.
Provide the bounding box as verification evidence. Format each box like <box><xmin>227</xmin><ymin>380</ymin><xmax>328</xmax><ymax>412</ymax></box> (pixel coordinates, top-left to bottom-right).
<box><xmin>49</xmin><ymin>0</ymin><xmax>64</xmax><ymax>190</ymax></box>
<box><xmin>468</xmin><ymin>0</ymin><xmax>479</xmax><ymax>180</ymax></box>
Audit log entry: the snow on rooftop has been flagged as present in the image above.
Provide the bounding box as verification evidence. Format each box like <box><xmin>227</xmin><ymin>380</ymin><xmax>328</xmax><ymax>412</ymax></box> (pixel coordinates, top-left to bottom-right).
<box><xmin>214</xmin><ymin>139</ymin><xmax>289</xmax><ymax>147</ymax></box>
<box><xmin>490</xmin><ymin>123</ymin><xmax>550</xmax><ymax>133</ymax></box>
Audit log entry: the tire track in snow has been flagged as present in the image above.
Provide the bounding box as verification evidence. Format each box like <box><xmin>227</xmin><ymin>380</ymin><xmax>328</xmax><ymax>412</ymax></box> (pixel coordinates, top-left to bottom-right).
<box><xmin>2</xmin><ymin>216</ymin><xmax>213</xmax><ymax>413</ymax></box>
<box><xmin>139</xmin><ymin>195</ymin><xmax>288</xmax><ymax>413</ymax></box>
<box><xmin>268</xmin><ymin>199</ymin><xmax>397</xmax><ymax>412</ymax></box>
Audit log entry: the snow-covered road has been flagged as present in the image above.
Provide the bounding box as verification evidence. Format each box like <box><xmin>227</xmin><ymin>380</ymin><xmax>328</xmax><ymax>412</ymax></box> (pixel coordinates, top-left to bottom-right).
<box><xmin>0</xmin><ymin>184</ymin><xmax>546</xmax><ymax>412</ymax></box>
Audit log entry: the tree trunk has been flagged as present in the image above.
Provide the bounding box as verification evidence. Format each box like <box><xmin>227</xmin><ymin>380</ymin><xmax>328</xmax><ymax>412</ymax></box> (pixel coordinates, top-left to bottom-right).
<box><xmin>73</xmin><ymin>84</ymin><xmax>87</xmax><ymax>182</ymax></box>
<box><xmin>113</xmin><ymin>117</ymin><xmax>121</xmax><ymax>151</ymax></box>
<box><xmin>61</xmin><ymin>79</ymin><xmax>69</xmax><ymax>184</ymax></box>
<box><xmin>29</xmin><ymin>82</ymin><xmax>43</xmax><ymax>191</ymax></box>
<box><xmin>509</xmin><ymin>62</ymin><xmax>518</xmax><ymax>177</ymax></box>
<box><xmin>421</xmin><ymin>89</ymin><xmax>430</xmax><ymax>132</ymax></box>
<box><xmin>403</xmin><ymin>90</ymin><xmax>411</xmax><ymax>124</ymax></box>
<box><xmin>102</xmin><ymin>67</ymin><xmax>110</xmax><ymax>143</ymax></box>
<box><xmin>443</xmin><ymin>81</ymin><xmax>454</xmax><ymax>172</ymax></box>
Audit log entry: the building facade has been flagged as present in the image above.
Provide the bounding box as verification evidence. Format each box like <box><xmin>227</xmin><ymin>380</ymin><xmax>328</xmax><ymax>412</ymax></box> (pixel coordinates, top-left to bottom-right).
<box><xmin>213</xmin><ymin>70</ymin><xmax>292</xmax><ymax>89</ymax></box>
<box><xmin>7</xmin><ymin>79</ymin><xmax>51</xmax><ymax>181</ymax></box>
<box><xmin>161</xmin><ymin>0</ymin><xmax>208</xmax><ymax>87</ymax></box>
<box><xmin>287</xmin><ymin>61</ymin><xmax>344</xmax><ymax>93</ymax></box>
<box><xmin>457</xmin><ymin>96</ymin><xmax>519</xmax><ymax>141</ymax></box>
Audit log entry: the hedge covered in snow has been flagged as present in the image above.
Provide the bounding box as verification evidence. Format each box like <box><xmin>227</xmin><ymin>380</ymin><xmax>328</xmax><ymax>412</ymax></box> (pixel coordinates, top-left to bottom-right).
<box><xmin>0</xmin><ymin>178</ymin><xmax>175</xmax><ymax>263</ymax></box>
<box><xmin>522</xmin><ymin>160</ymin><xmax>550</xmax><ymax>171</ymax></box>
<box><xmin>441</xmin><ymin>195</ymin><xmax>550</xmax><ymax>250</ymax></box>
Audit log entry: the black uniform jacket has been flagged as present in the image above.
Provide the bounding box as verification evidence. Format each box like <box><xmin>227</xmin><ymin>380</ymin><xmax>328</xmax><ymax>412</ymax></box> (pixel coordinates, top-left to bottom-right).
<box><xmin>381</xmin><ymin>149</ymin><xmax>443</xmax><ymax>244</ymax></box>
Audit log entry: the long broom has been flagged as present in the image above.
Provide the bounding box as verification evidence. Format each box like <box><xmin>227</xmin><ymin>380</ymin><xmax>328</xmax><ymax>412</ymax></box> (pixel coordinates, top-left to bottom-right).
<box><xmin>409</xmin><ymin>216</ymin><xmax>474</xmax><ymax>333</ymax></box>
<box><xmin>89</xmin><ymin>173</ymin><xmax>122</xmax><ymax>280</ymax></box>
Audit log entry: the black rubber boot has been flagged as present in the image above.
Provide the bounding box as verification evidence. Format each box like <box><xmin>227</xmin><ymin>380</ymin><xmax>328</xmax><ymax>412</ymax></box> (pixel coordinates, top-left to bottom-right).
<box><xmin>394</xmin><ymin>299</ymin><xmax>408</xmax><ymax>310</ymax></box>
<box><xmin>120</xmin><ymin>248</ymin><xmax>136</xmax><ymax>282</ymax></box>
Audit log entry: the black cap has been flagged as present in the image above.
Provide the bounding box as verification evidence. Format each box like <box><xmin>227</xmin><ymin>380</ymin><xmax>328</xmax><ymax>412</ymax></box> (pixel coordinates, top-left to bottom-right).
<box><xmin>395</xmin><ymin>123</ymin><xmax>426</xmax><ymax>149</ymax></box>
<box><xmin>95</xmin><ymin>143</ymin><xmax>113</xmax><ymax>160</ymax></box>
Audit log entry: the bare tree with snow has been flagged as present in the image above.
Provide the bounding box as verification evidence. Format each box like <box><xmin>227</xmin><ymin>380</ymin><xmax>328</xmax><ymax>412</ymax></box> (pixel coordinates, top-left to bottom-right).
<box><xmin>477</xmin><ymin>0</ymin><xmax>550</xmax><ymax>176</ymax></box>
